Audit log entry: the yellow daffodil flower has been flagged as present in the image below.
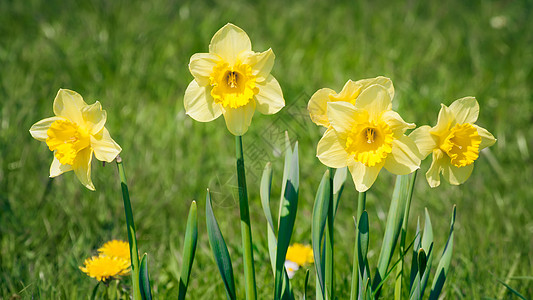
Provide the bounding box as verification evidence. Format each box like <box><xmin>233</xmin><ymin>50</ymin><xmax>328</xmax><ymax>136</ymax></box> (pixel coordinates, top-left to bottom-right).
<box><xmin>80</xmin><ymin>256</ymin><xmax>130</xmax><ymax>282</ymax></box>
<box><xmin>308</xmin><ymin>76</ymin><xmax>394</xmax><ymax>128</ymax></box>
<box><xmin>316</xmin><ymin>84</ymin><xmax>421</xmax><ymax>192</ymax></box>
<box><xmin>410</xmin><ymin>97</ymin><xmax>496</xmax><ymax>187</ymax></box>
<box><xmin>184</xmin><ymin>23</ymin><xmax>285</xmax><ymax>136</ymax></box>
<box><xmin>29</xmin><ymin>89</ymin><xmax>122</xmax><ymax>190</ymax></box>
<box><xmin>98</xmin><ymin>240</ymin><xmax>130</xmax><ymax>261</ymax></box>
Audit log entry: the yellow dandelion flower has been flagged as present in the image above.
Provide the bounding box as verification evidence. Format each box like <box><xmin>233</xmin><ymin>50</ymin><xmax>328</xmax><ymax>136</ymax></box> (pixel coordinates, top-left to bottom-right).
<box><xmin>29</xmin><ymin>89</ymin><xmax>122</xmax><ymax>190</ymax></box>
<box><xmin>410</xmin><ymin>97</ymin><xmax>496</xmax><ymax>187</ymax></box>
<box><xmin>184</xmin><ymin>23</ymin><xmax>285</xmax><ymax>136</ymax></box>
<box><xmin>98</xmin><ymin>240</ymin><xmax>130</xmax><ymax>261</ymax></box>
<box><xmin>316</xmin><ymin>84</ymin><xmax>421</xmax><ymax>192</ymax></box>
<box><xmin>308</xmin><ymin>76</ymin><xmax>394</xmax><ymax>128</ymax></box>
<box><xmin>79</xmin><ymin>256</ymin><xmax>130</xmax><ymax>282</ymax></box>
<box><xmin>285</xmin><ymin>243</ymin><xmax>314</xmax><ymax>266</ymax></box>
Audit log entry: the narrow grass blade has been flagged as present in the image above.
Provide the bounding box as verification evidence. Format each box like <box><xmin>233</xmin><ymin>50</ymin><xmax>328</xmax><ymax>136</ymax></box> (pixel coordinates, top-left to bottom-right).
<box><xmin>206</xmin><ymin>190</ymin><xmax>236</xmax><ymax>300</ymax></box>
<box><xmin>429</xmin><ymin>205</ymin><xmax>456</xmax><ymax>300</ymax></box>
<box><xmin>373</xmin><ymin>175</ymin><xmax>410</xmax><ymax>294</ymax></box>
<box><xmin>302</xmin><ymin>269</ymin><xmax>310</xmax><ymax>300</ymax></box>
<box><xmin>178</xmin><ymin>201</ymin><xmax>198</xmax><ymax>300</ymax></box>
<box><xmin>275</xmin><ymin>143</ymin><xmax>299</xmax><ymax>300</ymax></box>
<box><xmin>139</xmin><ymin>253</ymin><xmax>152</xmax><ymax>300</ymax></box>
<box><xmin>496</xmin><ymin>279</ymin><xmax>527</xmax><ymax>300</ymax></box>
<box><xmin>312</xmin><ymin>170</ymin><xmax>331</xmax><ymax>298</ymax></box>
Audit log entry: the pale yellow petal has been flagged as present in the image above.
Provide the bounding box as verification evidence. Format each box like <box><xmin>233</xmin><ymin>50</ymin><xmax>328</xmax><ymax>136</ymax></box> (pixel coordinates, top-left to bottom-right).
<box><xmin>53</xmin><ymin>89</ymin><xmax>87</xmax><ymax>125</ymax></box>
<box><xmin>81</xmin><ymin>101</ymin><xmax>107</xmax><ymax>135</ymax></box>
<box><xmin>449</xmin><ymin>97</ymin><xmax>479</xmax><ymax>124</ymax></box>
<box><xmin>426</xmin><ymin>149</ymin><xmax>445</xmax><ymax>188</ymax></box>
<box><xmin>353</xmin><ymin>84</ymin><xmax>392</xmax><ymax>121</ymax></box>
<box><xmin>334</xmin><ymin>80</ymin><xmax>360</xmax><ymax>102</ymax></box>
<box><xmin>223</xmin><ymin>100</ymin><xmax>256</xmax><ymax>136</ymax></box>
<box><xmin>381</xmin><ymin>110</ymin><xmax>415</xmax><ymax>134</ymax></box>
<box><xmin>473</xmin><ymin>125</ymin><xmax>496</xmax><ymax>150</ymax></box>
<box><xmin>243</xmin><ymin>48</ymin><xmax>274</xmax><ymax>82</ymax></box>
<box><xmin>409</xmin><ymin>125</ymin><xmax>438</xmax><ymax>158</ymax></box>
<box><xmin>49</xmin><ymin>156</ymin><xmax>73</xmax><ymax>177</ymax></box>
<box><xmin>73</xmin><ymin>147</ymin><xmax>95</xmax><ymax>191</ymax></box>
<box><xmin>184</xmin><ymin>80</ymin><xmax>223</xmax><ymax>122</ymax></box>
<box><xmin>254</xmin><ymin>75</ymin><xmax>285</xmax><ymax>115</ymax></box>
<box><xmin>348</xmin><ymin>160</ymin><xmax>384</xmax><ymax>192</ymax></box>
<box><xmin>29</xmin><ymin>116</ymin><xmax>63</xmax><ymax>141</ymax></box>
<box><xmin>327</xmin><ymin>101</ymin><xmax>363</xmax><ymax>135</ymax></box>
<box><xmin>354</xmin><ymin>76</ymin><xmax>394</xmax><ymax>100</ymax></box>
<box><xmin>442</xmin><ymin>159</ymin><xmax>474</xmax><ymax>185</ymax></box>
<box><xmin>316</xmin><ymin>128</ymin><xmax>350</xmax><ymax>168</ymax></box>
<box><xmin>91</xmin><ymin>128</ymin><xmax>122</xmax><ymax>162</ymax></box>
<box><xmin>384</xmin><ymin>135</ymin><xmax>421</xmax><ymax>175</ymax></box>
<box><xmin>209</xmin><ymin>23</ymin><xmax>251</xmax><ymax>65</ymax></box>
<box><xmin>430</xmin><ymin>104</ymin><xmax>454</xmax><ymax>137</ymax></box>
<box><xmin>189</xmin><ymin>53</ymin><xmax>220</xmax><ymax>86</ymax></box>
<box><xmin>308</xmin><ymin>88</ymin><xmax>335</xmax><ymax>127</ymax></box>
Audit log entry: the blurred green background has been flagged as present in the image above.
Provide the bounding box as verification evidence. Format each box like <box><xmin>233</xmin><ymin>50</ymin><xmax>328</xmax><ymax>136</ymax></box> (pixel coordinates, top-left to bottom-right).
<box><xmin>1</xmin><ymin>0</ymin><xmax>532</xmax><ymax>298</ymax></box>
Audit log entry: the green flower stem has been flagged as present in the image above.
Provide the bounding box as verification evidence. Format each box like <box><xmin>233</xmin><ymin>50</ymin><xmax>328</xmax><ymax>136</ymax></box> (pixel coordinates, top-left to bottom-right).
<box><xmin>350</xmin><ymin>191</ymin><xmax>366</xmax><ymax>300</ymax></box>
<box><xmin>116</xmin><ymin>156</ymin><xmax>141</xmax><ymax>300</ymax></box>
<box><xmin>325</xmin><ymin>168</ymin><xmax>335</xmax><ymax>299</ymax></box>
<box><xmin>394</xmin><ymin>170</ymin><xmax>418</xmax><ymax>300</ymax></box>
<box><xmin>235</xmin><ymin>135</ymin><xmax>257</xmax><ymax>300</ymax></box>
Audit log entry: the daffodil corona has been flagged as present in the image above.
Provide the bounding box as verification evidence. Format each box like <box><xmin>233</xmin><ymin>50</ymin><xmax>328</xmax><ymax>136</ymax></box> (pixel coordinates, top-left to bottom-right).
<box><xmin>410</xmin><ymin>97</ymin><xmax>496</xmax><ymax>187</ymax></box>
<box><xmin>30</xmin><ymin>89</ymin><xmax>122</xmax><ymax>190</ymax></box>
<box><xmin>315</xmin><ymin>84</ymin><xmax>421</xmax><ymax>192</ymax></box>
<box><xmin>184</xmin><ymin>23</ymin><xmax>285</xmax><ymax>136</ymax></box>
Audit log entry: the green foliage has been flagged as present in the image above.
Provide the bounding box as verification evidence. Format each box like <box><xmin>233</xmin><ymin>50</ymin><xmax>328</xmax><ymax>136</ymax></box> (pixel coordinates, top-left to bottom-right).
<box><xmin>205</xmin><ymin>191</ymin><xmax>236</xmax><ymax>300</ymax></box>
<box><xmin>178</xmin><ymin>201</ymin><xmax>198</xmax><ymax>300</ymax></box>
<box><xmin>139</xmin><ymin>253</ymin><xmax>152</xmax><ymax>300</ymax></box>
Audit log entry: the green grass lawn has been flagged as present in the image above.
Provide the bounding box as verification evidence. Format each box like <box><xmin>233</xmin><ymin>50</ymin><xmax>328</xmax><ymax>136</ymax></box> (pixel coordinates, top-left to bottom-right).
<box><xmin>1</xmin><ymin>0</ymin><xmax>532</xmax><ymax>298</ymax></box>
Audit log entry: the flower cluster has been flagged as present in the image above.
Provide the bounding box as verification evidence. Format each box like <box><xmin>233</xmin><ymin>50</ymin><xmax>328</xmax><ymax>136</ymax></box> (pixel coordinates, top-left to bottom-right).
<box><xmin>284</xmin><ymin>243</ymin><xmax>314</xmax><ymax>279</ymax></box>
<box><xmin>79</xmin><ymin>240</ymin><xmax>131</xmax><ymax>282</ymax></box>
<box><xmin>308</xmin><ymin>77</ymin><xmax>496</xmax><ymax>190</ymax></box>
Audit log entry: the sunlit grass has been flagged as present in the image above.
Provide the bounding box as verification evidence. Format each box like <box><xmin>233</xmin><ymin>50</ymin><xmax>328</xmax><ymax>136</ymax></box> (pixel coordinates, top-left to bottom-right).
<box><xmin>1</xmin><ymin>0</ymin><xmax>531</xmax><ymax>298</ymax></box>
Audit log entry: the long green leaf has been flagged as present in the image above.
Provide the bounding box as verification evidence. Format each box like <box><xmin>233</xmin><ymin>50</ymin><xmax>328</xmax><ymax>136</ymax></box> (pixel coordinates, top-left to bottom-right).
<box><xmin>302</xmin><ymin>269</ymin><xmax>310</xmax><ymax>300</ymax></box>
<box><xmin>275</xmin><ymin>143</ymin><xmax>299</xmax><ymax>300</ymax></box>
<box><xmin>206</xmin><ymin>190</ymin><xmax>236</xmax><ymax>300</ymax></box>
<box><xmin>312</xmin><ymin>170</ymin><xmax>331</xmax><ymax>298</ymax></box>
<box><xmin>139</xmin><ymin>253</ymin><xmax>152</xmax><ymax>300</ymax></box>
<box><xmin>419</xmin><ymin>209</ymin><xmax>434</xmax><ymax>297</ymax></box>
<box><xmin>261</xmin><ymin>162</ymin><xmax>294</xmax><ymax>300</ymax></box>
<box><xmin>178</xmin><ymin>201</ymin><xmax>198</xmax><ymax>300</ymax></box>
<box><xmin>332</xmin><ymin>167</ymin><xmax>347</xmax><ymax>217</ymax></box>
<box><xmin>429</xmin><ymin>205</ymin><xmax>456</xmax><ymax>300</ymax></box>
<box><xmin>374</xmin><ymin>175</ymin><xmax>410</xmax><ymax>293</ymax></box>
